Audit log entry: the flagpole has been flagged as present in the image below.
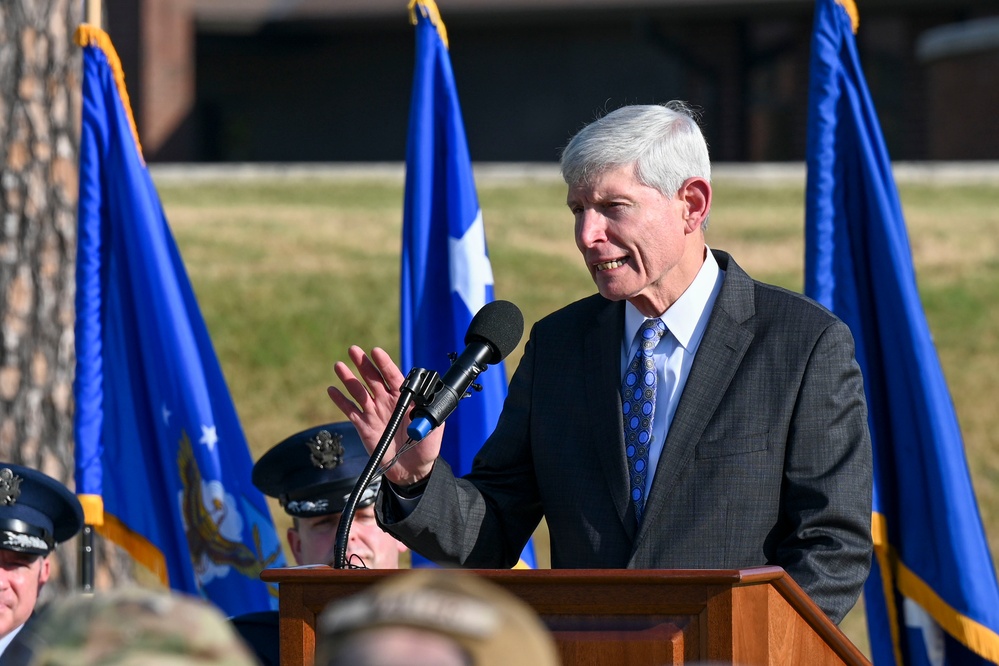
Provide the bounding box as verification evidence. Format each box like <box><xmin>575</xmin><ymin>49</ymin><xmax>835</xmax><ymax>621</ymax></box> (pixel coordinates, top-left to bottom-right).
<box><xmin>86</xmin><ymin>0</ymin><xmax>101</xmax><ymax>28</ymax></box>
<box><xmin>78</xmin><ymin>527</ymin><xmax>94</xmax><ymax>592</ymax></box>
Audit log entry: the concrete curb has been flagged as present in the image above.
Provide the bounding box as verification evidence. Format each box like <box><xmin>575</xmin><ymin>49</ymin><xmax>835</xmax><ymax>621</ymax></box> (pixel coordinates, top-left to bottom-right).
<box><xmin>148</xmin><ymin>161</ymin><xmax>999</xmax><ymax>186</ymax></box>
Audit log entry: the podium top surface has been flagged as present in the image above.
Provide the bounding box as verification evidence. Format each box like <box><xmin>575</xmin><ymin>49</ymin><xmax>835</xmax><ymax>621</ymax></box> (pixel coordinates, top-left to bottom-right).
<box><xmin>261</xmin><ymin>565</ymin><xmax>788</xmax><ymax>585</ymax></box>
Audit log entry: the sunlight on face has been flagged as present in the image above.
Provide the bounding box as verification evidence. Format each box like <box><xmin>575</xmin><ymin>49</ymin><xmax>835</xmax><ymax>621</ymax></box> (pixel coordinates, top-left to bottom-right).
<box><xmin>568</xmin><ymin>165</ymin><xmax>705</xmax><ymax>316</ymax></box>
<box><xmin>288</xmin><ymin>505</ymin><xmax>406</xmax><ymax>569</ymax></box>
<box><xmin>0</xmin><ymin>550</ymin><xmax>50</xmax><ymax>637</ymax></box>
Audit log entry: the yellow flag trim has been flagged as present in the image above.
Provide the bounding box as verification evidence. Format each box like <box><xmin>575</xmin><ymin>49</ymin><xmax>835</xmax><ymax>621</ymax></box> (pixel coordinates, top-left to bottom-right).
<box><xmin>408</xmin><ymin>0</ymin><xmax>449</xmax><ymax>49</ymax></box>
<box><xmin>871</xmin><ymin>512</ymin><xmax>904</xmax><ymax>664</ymax></box>
<box><xmin>78</xmin><ymin>494</ymin><xmax>169</xmax><ymax>586</ymax></box>
<box><xmin>73</xmin><ymin>24</ymin><xmax>144</xmax><ymax>162</ymax></box>
<box><xmin>77</xmin><ymin>493</ymin><xmax>104</xmax><ymax>526</ymax></box>
<box><xmin>104</xmin><ymin>521</ymin><xmax>168</xmax><ymax>586</ymax></box>
<box><xmin>835</xmin><ymin>0</ymin><xmax>860</xmax><ymax>33</ymax></box>
<box><xmin>872</xmin><ymin>512</ymin><xmax>999</xmax><ymax>663</ymax></box>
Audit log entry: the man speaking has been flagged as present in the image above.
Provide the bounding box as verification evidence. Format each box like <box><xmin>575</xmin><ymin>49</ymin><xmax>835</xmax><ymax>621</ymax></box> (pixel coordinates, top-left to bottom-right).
<box><xmin>328</xmin><ymin>102</ymin><xmax>873</xmax><ymax>624</ymax></box>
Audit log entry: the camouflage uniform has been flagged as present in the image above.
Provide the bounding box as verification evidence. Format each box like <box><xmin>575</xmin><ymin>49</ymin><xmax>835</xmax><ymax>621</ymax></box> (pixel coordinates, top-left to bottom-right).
<box><xmin>24</xmin><ymin>588</ymin><xmax>260</xmax><ymax>666</ymax></box>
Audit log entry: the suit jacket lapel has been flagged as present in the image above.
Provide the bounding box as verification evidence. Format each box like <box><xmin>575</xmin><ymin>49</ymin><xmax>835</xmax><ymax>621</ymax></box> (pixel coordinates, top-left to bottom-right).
<box><xmin>635</xmin><ymin>251</ymin><xmax>756</xmax><ymax>549</ymax></box>
<box><xmin>584</xmin><ymin>299</ymin><xmax>637</xmax><ymax>540</ymax></box>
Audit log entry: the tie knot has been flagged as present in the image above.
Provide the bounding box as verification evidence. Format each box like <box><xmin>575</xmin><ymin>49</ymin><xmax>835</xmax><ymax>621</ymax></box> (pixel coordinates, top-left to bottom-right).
<box><xmin>638</xmin><ymin>318</ymin><xmax>666</xmax><ymax>351</ymax></box>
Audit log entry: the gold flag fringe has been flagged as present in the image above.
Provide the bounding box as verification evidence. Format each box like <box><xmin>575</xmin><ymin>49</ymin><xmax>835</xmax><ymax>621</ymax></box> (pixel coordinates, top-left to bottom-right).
<box><xmin>836</xmin><ymin>0</ymin><xmax>860</xmax><ymax>33</ymax></box>
<box><xmin>74</xmin><ymin>24</ymin><xmax>145</xmax><ymax>162</ymax></box>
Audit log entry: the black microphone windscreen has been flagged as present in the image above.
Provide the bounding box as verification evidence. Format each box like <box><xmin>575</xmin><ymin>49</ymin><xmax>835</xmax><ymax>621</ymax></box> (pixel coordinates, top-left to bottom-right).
<box><xmin>465</xmin><ymin>300</ymin><xmax>524</xmax><ymax>363</ymax></box>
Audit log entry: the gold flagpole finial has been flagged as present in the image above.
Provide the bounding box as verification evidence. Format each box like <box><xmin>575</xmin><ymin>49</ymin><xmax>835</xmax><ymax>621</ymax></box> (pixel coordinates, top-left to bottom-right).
<box><xmin>408</xmin><ymin>0</ymin><xmax>450</xmax><ymax>49</ymax></box>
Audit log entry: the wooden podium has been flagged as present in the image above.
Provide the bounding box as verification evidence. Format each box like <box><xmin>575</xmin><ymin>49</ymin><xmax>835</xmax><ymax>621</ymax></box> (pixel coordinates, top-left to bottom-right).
<box><xmin>260</xmin><ymin>565</ymin><xmax>869</xmax><ymax>665</ymax></box>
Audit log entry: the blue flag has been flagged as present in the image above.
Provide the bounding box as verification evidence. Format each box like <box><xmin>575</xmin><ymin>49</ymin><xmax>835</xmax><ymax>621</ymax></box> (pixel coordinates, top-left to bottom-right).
<box><xmin>805</xmin><ymin>1</ymin><xmax>999</xmax><ymax>662</ymax></box>
<box><xmin>73</xmin><ymin>26</ymin><xmax>285</xmax><ymax>615</ymax></box>
<box><xmin>400</xmin><ymin>0</ymin><xmax>535</xmax><ymax>568</ymax></box>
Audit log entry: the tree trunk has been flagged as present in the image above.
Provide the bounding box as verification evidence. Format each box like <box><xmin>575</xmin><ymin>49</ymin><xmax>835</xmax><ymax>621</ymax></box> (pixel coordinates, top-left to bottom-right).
<box><xmin>0</xmin><ymin>0</ymin><xmax>132</xmax><ymax>597</ymax></box>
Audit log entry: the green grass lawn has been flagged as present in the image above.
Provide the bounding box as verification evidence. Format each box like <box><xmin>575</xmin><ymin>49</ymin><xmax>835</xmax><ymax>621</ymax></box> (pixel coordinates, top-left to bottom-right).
<box><xmin>159</xmin><ymin>171</ymin><xmax>999</xmax><ymax>657</ymax></box>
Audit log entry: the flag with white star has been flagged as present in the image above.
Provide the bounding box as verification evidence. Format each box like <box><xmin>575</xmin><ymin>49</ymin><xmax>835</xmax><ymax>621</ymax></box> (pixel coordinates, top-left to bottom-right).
<box><xmin>73</xmin><ymin>26</ymin><xmax>285</xmax><ymax>615</ymax></box>
<box><xmin>400</xmin><ymin>0</ymin><xmax>535</xmax><ymax>568</ymax></box>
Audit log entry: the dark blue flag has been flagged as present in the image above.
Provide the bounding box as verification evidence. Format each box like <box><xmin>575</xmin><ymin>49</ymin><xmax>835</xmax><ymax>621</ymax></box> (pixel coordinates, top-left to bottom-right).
<box><xmin>400</xmin><ymin>0</ymin><xmax>535</xmax><ymax>568</ymax></box>
<box><xmin>73</xmin><ymin>26</ymin><xmax>285</xmax><ymax>615</ymax></box>
<box><xmin>805</xmin><ymin>1</ymin><xmax>999</xmax><ymax>662</ymax></box>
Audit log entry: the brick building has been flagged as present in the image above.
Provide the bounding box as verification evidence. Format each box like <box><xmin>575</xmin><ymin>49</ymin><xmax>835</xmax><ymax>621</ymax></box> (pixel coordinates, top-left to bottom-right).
<box><xmin>100</xmin><ymin>0</ymin><xmax>999</xmax><ymax>163</ymax></box>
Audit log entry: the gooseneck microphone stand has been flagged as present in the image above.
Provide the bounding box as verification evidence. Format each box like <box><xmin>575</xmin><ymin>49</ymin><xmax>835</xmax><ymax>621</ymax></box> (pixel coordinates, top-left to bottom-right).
<box><xmin>332</xmin><ymin>367</ymin><xmax>439</xmax><ymax>569</ymax></box>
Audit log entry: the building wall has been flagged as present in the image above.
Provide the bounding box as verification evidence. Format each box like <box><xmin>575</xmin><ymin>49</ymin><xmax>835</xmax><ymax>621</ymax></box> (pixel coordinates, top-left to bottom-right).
<box><xmin>105</xmin><ymin>0</ymin><xmax>195</xmax><ymax>161</ymax></box>
<box><xmin>926</xmin><ymin>49</ymin><xmax>999</xmax><ymax>159</ymax></box>
<box><xmin>919</xmin><ymin>15</ymin><xmax>999</xmax><ymax>161</ymax></box>
<box><xmin>191</xmin><ymin>11</ymin><xmax>804</xmax><ymax>163</ymax></box>
<box><xmin>106</xmin><ymin>2</ymin><xmax>999</xmax><ymax>162</ymax></box>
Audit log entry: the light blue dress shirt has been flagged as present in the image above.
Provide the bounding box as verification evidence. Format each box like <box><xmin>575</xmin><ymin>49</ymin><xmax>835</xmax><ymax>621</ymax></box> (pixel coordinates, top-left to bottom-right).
<box><xmin>621</xmin><ymin>248</ymin><xmax>724</xmax><ymax>500</ymax></box>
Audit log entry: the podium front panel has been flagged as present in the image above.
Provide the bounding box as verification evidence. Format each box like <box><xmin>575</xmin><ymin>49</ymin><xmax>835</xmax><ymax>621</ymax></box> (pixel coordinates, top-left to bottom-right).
<box><xmin>260</xmin><ymin>566</ymin><xmax>869</xmax><ymax>666</ymax></box>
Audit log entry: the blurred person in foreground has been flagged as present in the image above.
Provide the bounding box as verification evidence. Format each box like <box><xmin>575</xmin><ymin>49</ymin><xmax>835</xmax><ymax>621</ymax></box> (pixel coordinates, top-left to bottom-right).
<box><xmin>328</xmin><ymin>102</ymin><xmax>873</xmax><ymax>624</ymax></box>
<box><xmin>314</xmin><ymin>570</ymin><xmax>559</xmax><ymax>666</ymax></box>
<box><xmin>0</xmin><ymin>463</ymin><xmax>83</xmax><ymax>661</ymax></box>
<box><xmin>231</xmin><ymin>422</ymin><xmax>407</xmax><ymax>664</ymax></box>
<box><xmin>15</xmin><ymin>588</ymin><xmax>258</xmax><ymax>666</ymax></box>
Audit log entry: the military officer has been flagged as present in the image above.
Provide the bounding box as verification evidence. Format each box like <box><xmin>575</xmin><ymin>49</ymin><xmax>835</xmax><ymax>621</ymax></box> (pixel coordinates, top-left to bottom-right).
<box><xmin>232</xmin><ymin>422</ymin><xmax>407</xmax><ymax>665</ymax></box>
<box><xmin>0</xmin><ymin>463</ymin><xmax>84</xmax><ymax>660</ymax></box>
<box><xmin>253</xmin><ymin>421</ymin><xmax>408</xmax><ymax>569</ymax></box>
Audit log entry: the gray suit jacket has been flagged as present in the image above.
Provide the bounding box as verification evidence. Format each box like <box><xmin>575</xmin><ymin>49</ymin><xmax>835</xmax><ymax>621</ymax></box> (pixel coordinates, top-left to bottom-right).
<box><xmin>379</xmin><ymin>250</ymin><xmax>873</xmax><ymax>623</ymax></box>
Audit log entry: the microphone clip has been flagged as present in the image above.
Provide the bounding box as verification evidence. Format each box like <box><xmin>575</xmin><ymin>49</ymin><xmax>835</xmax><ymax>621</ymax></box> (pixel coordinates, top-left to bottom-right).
<box><xmin>404</xmin><ymin>367</ymin><xmax>441</xmax><ymax>409</ymax></box>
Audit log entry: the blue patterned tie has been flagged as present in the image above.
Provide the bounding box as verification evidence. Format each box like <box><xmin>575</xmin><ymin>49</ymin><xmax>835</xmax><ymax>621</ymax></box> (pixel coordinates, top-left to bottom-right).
<box><xmin>622</xmin><ymin>318</ymin><xmax>667</xmax><ymax>523</ymax></box>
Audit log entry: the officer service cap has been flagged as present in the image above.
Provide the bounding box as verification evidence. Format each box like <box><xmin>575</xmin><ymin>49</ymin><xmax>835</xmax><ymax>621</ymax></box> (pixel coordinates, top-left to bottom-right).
<box><xmin>252</xmin><ymin>422</ymin><xmax>377</xmax><ymax>518</ymax></box>
<box><xmin>0</xmin><ymin>463</ymin><xmax>84</xmax><ymax>555</ymax></box>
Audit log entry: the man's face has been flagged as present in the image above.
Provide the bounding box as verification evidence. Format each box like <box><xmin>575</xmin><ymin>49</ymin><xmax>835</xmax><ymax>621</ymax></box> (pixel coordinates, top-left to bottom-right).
<box><xmin>288</xmin><ymin>504</ymin><xmax>406</xmax><ymax>568</ymax></box>
<box><xmin>568</xmin><ymin>164</ymin><xmax>706</xmax><ymax>316</ymax></box>
<box><xmin>0</xmin><ymin>549</ymin><xmax>50</xmax><ymax>637</ymax></box>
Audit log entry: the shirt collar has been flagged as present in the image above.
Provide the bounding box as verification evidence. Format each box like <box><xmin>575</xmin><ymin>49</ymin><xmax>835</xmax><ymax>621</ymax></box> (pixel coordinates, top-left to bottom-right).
<box><xmin>0</xmin><ymin>621</ymin><xmax>25</xmax><ymax>653</ymax></box>
<box><xmin>624</xmin><ymin>247</ymin><xmax>721</xmax><ymax>351</ymax></box>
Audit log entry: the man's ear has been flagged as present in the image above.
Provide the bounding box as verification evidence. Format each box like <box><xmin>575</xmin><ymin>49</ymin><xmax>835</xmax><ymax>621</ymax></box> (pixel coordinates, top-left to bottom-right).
<box><xmin>287</xmin><ymin>527</ymin><xmax>303</xmax><ymax>566</ymax></box>
<box><xmin>679</xmin><ymin>177</ymin><xmax>712</xmax><ymax>232</ymax></box>
<box><xmin>38</xmin><ymin>556</ymin><xmax>51</xmax><ymax>586</ymax></box>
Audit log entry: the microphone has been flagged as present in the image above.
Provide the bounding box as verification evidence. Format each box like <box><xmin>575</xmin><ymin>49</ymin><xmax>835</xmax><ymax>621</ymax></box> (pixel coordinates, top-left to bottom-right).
<box><xmin>407</xmin><ymin>300</ymin><xmax>524</xmax><ymax>441</ymax></box>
